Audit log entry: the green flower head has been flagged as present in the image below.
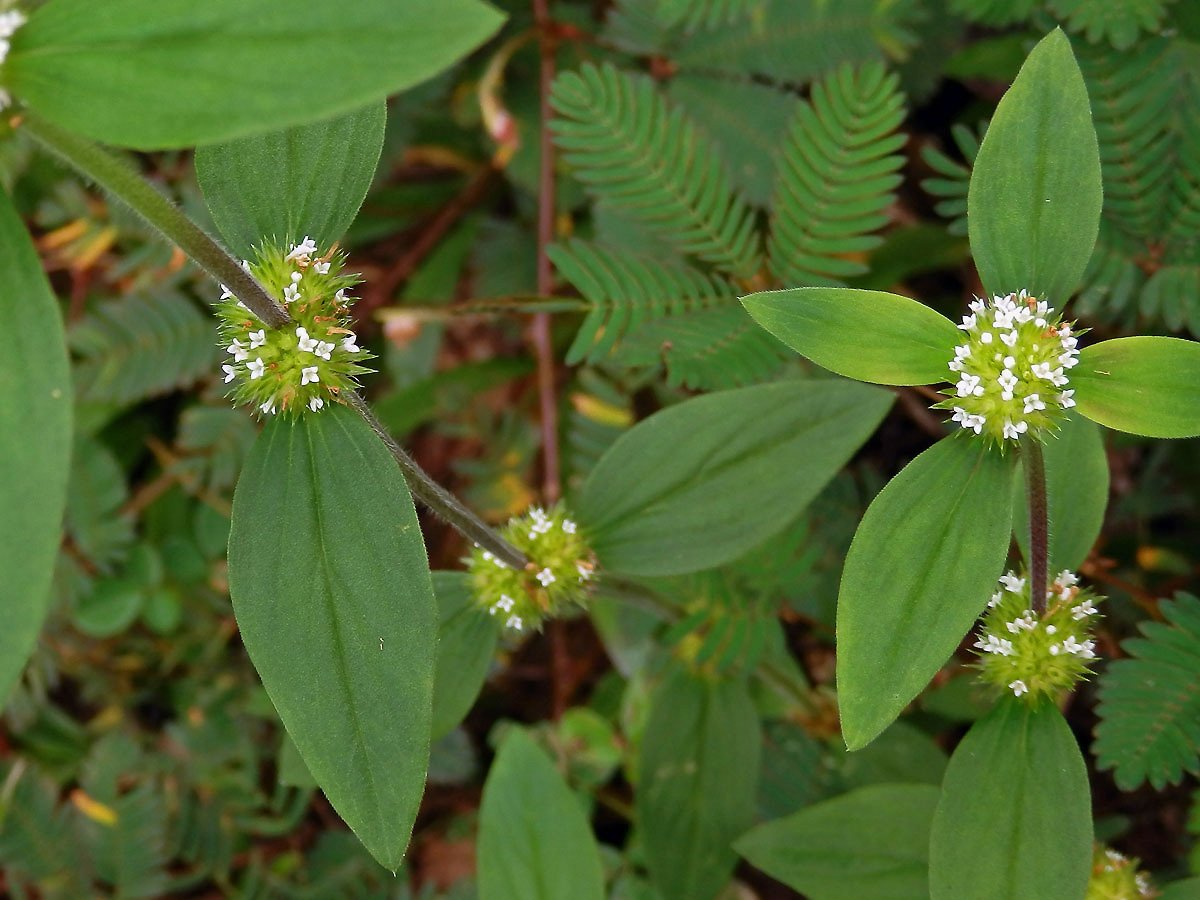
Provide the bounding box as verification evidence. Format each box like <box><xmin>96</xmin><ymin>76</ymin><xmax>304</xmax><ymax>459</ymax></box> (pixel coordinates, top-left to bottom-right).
<box><xmin>1086</xmin><ymin>844</ymin><xmax>1157</xmax><ymax>900</ymax></box>
<box><xmin>468</xmin><ymin>505</ymin><xmax>597</xmax><ymax>633</ymax></box>
<box><xmin>214</xmin><ymin>237</ymin><xmax>373</xmax><ymax>418</ymax></box>
<box><xmin>973</xmin><ymin>568</ymin><xmax>1102</xmax><ymax>702</ymax></box>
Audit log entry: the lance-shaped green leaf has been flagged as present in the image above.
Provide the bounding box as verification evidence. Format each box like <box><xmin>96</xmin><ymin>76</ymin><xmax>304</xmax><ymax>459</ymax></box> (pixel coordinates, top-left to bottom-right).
<box><xmin>838</xmin><ymin>436</ymin><xmax>1015</xmax><ymax>750</ymax></box>
<box><xmin>477</xmin><ymin>728</ymin><xmax>605</xmax><ymax>900</ymax></box>
<box><xmin>5</xmin><ymin>0</ymin><xmax>504</xmax><ymax>150</ymax></box>
<box><xmin>967</xmin><ymin>29</ymin><xmax>1102</xmax><ymax>304</ymax></box>
<box><xmin>637</xmin><ymin>666</ymin><xmax>761</xmax><ymax>900</ymax></box>
<box><xmin>1071</xmin><ymin>336</ymin><xmax>1200</xmax><ymax>438</ymax></box>
<box><xmin>227</xmin><ymin>405</ymin><xmax>437</xmax><ymax>871</ymax></box>
<box><xmin>0</xmin><ymin>189</ymin><xmax>72</xmax><ymax>704</ymax></box>
<box><xmin>740</xmin><ymin>287</ymin><xmax>960</xmax><ymax>386</ymax></box>
<box><xmin>1013</xmin><ymin>415</ymin><xmax>1108</xmax><ymax>573</ymax></box>
<box><xmin>735</xmin><ymin>783</ymin><xmax>940</xmax><ymax>900</ymax></box>
<box><xmin>195</xmin><ymin>103</ymin><xmax>386</xmax><ymax>257</ymax></box>
<box><xmin>430</xmin><ymin>571</ymin><xmax>499</xmax><ymax>741</ymax></box>
<box><xmin>576</xmin><ymin>379</ymin><xmax>892</xmax><ymax>577</ymax></box>
<box><xmin>929</xmin><ymin>699</ymin><xmax>1092</xmax><ymax>900</ymax></box>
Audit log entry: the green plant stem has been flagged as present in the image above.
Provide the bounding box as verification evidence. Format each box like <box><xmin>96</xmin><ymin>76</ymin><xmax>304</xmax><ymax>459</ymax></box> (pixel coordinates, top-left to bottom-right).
<box><xmin>20</xmin><ymin>109</ymin><xmax>529</xmax><ymax>571</ymax></box>
<box><xmin>19</xmin><ymin>111</ymin><xmax>290</xmax><ymax>329</ymax></box>
<box><xmin>1023</xmin><ymin>439</ymin><xmax>1049</xmax><ymax>613</ymax></box>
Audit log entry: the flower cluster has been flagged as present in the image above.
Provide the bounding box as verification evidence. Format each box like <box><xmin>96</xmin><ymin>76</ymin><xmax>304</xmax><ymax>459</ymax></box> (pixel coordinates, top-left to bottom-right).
<box><xmin>0</xmin><ymin>9</ymin><xmax>26</xmax><ymax>111</ymax></box>
<box><xmin>214</xmin><ymin>237</ymin><xmax>372</xmax><ymax>418</ymax></box>
<box><xmin>1086</xmin><ymin>845</ymin><xmax>1157</xmax><ymax>900</ymax></box>
<box><xmin>467</xmin><ymin>505</ymin><xmax>597</xmax><ymax>633</ymax></box>
<box><xmin>937</xmin><ymin>290</ymin><xmax>1079</xmax><ymax>445</ymax></box>
<box><xmin>972</xmin><ymin>569</ymin><xmax>1102</xmax><ymax>701</ymax></box>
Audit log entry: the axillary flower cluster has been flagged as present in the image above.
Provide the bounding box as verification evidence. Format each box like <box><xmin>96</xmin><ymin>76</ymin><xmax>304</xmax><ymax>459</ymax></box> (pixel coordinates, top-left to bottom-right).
<box><xmin>938</xmin><ymin>290</ymin><xmax>1079</xmax><ymax>444</ymax></box>
<box><xmin>214</xmin><ymin>237</ymin><xmax>372</xmax><ymax>418</ymax></box>
<box><xmin>1086</xmin><ymin>845</ymin><xmax>1157</xmax><ymax>900</ymax></box>
<box><xmin>467</xmin><ymin>506</ymin><xmax>597</xmax><ymax>633</ymax></box>
<box><xmin>972</xmin><ymin>569</ymin><xmax>1103</xmax><ymax>701</ymax></box>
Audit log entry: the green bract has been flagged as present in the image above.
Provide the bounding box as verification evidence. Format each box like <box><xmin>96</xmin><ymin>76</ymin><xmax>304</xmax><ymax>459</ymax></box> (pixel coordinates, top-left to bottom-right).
<box><xmin>467</xmin><ymin>505</ymin><xmax>597</xmax><ymax>633</ymax></box>
<box><xmin>973</xmin><ymin>569</ymin><xmax>1102</xmax><ymax>702</ymax></box>
<box><xmin>214</xmin><ymin>238</ymin><xmax>373</xmax><ymax>418</ymax></box>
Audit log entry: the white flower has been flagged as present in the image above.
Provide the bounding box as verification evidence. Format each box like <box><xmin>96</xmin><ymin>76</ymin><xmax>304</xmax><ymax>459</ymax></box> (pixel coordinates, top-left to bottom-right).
<box><xmin>496</xmin><ymin>595</ymin><xmax>515</xmax><ymax>612</ymax></box>
<box><xmin>1062</xmin><ymin>635</ymin><xmax>1084</xmax><ymax>655</ymax></box>
<box><xmin>220</xmin><ymin>284</ymin><xmax>234</xmax><ymax>300</ymax></box>
<box><xmin>286</xmin><ymin>236</ymin><xmax>318</xmax><ymax>261</ymax></box>
<box><xmin>1046</xmin><ymin>624</ymin><xmax>1057</xmax><ymax>635</ymax></box>
<box><xmin>974</xmin><ymin>634</ymin><xmax>1014</xmax><ymax>656</ymax></box>
<box><xmin>1049</xmin><ymin>643</ymin><xmax>1061</xmax><ymax>656</ymax></box>
<box><xmin>562</xmin><ymin>519</ymin><xmax>577</xmax><ymax>534</ymax></box>
<box><xmin>969</xmin><ymin>299</ymin><xmax>987</xmax><ymax>314</ymax></box>
<box><xmin>240</xmin><ymin>259</ymin><xmax>252</xmax><ymax>273</ymax></box>
<box><xmin>1059</xmin><ymin>352</ymin><xmax>1079</xmax><ymax>368</ymax></box>
<box><xmin>335</xmin><ymin>289</ymin><xmax>348</xmax><ymax>304</ymax></box>
<box><xmin>296</xmin><ymin>327</ymin><xmax>318</xmax><ymax>353</ymax></box>
<box><xmin>987</xmin><ymin>591</ymin><xmax>1002</xmax><ymax>608</ymax></box>
<box><xmin>1003</xmin><ymin>355</ymin><xmax>1016</xmax><ymax>369</ymax></box>
<box><xmin>958</xmin><ymin>313</ymin><xmax>977</xmax><ymax>330</ymax></box>
<box><xmin>308</xmin><ymin>396</ymin><xmax>324</xmax><ymax>412</ymax></box>
<box><xmin>536</xmin><ymin>568</ymin><xmax>556</xmax><ymax>586</ymax></box>
<box><xmin>284</xmin><ymin>283</ymin><xmax>301</xmax><ymax>304</ymax></box>
<box><xmin>1056</xmin><ymin>570</ymin><xmax>1079</xmax><ymax>588</ymax></box>
<box><xmin>1059</xmin><ymin>389</ymin><xmax>1076</xmax><ymax>408</ymax></box>
<box><xmin>1023</xmin><ymin>393</ymin><xmax>1046</xmax><ymax>414</ymax></box>
<box><xmin>314</xmin><ymin>261</ymin><xmax>331</xmax><ymax>274</ymax></box>
<box><xmin>300</xmin><ymin>365</ymin><xmax>319</xmax><ymax>385</ymax></box>
<box><xmin>1009</xmin><ymin>680</ymin><xmax>1028</xmax><ymax>697</ymax></box>
<box><xmin>951</xmin><ymin>407</ymin><xmax>985</xmax><ymax>434</ymax></box>
<box><xmin>290</xmin><ymin>271</ymin><xmax>303</xmax><ymax>284</ymax></box>
<box><xmin>315</xmin><ymin>341</ymin><xmax>334</xmax><ymax>360</ymax></box>
<box><xmin>260</xmin><ymin>397</ymin><xmax>277</xmax><ymax>415</ymax></box>
<box><xmin>248</xmin><ymin>329</ymin><xmax>267</xmax><ymax>349</ymax></box>
<box><xmin>997</xmin><ymin>369</ymin><xmax>1018</xmax><ymax>399</ymax></box>
<box><xmin>980</xmin><ymin>331</ymin><xmax>994</xmax><ymax>344</ymax></box>
<box><xmin>999</xmin><ymin>573</ymin><xmax>1025</xmax><ymax>593</ymax></box>
<box><xmin>506</xmin><ymin>615</ymin><xmax>523</xmax><ymax>631</ymax></box>
<box><xmin>1000</xmin><ymin>330</ymin><xmax>1019</xmax><ymax>347</ymax></box>
<box><xmin>222</xmin><ymin>364</ymin><xmax>236</xmax><ymax>384</ymax></box>
<box><xmin>1002</xmin><ymin>418</ymin><xmax>1028</xmax><ymax>440</ymax></box>
<box><xmin>247</xmin><ymin>358</ymin><xmax>265</xmax><ymax>379</ymax></box>
<box><xmin>956</xmin><ymin>373</ymin><xmax>983</xmax><ymax>398</ymax></box>
<box><xmin>342</xmin><ymin>334</ymin><xmax>361</xmax><ymax>354</ymax></box>
<box><xmin>1072</xmin><ymin>599</ymin><xmax>1097</xmax><ymax>620</ymax></box>
<box><xmin>228</xmin><ymin>338</ymin><xmax>249</xmax><ymax>362</ymax></box>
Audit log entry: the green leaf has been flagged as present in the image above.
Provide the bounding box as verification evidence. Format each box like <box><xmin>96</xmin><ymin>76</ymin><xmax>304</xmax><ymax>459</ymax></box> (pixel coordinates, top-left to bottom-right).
<box><xmin>430</xmin><ymin>572</ymin><xmax>499</xmax><ymax>741</ymax></box>
<box><xmin>1072</xmin><ymin>336</ymin><xmax>1200</xmax><ymax>438</ymax></box>
<box><xmin>929</xmin><ymin>700</ymin><xmax>1092</xmax><ymax>900</ymax></box>
<box><xmin>735</xmin><ymin>783</ymin><xmax>940</xmax><ymax>900</ymax></box>
<box><xmin>967</xmin><ymin>29</ymin><xmax>1102</xmax><ymax>304</ymax></box>
<box><xmin>196</xmin><ymin>103</ymin><xmax>386</xmax><ymax>257</ymax></box>
<box><xmin>1093</xmin><ymin>593</ymin><xmax>1200</xmax><ymax>790</ymax></box>
<box><xmin>637</xmin><ymin>666</ymin><xmax>761</xmax><ymax>900</ymax></box>
<box><xmin>227</xmin><ymin>405</ymin><xmax>437</xmax><ymax>870</ymax></box>
<box><xmin>1013</xmin><ymin>415</ymin><xmax>1108</xmax><ymax>572</ymax></box>
<box><xmin>0</xmin><ymin>188</ymin><xmax>71</xmax><ymax>704</ymax></box>
<box><xmin>741</xmin><ymin>288</ymin><xmax>960</xmax><ymax>386</ymax></box>
<box><xmin>576</xmin><ymin>379</ymin><xmax>893</xmax><ymax>577</ymax></box>
<box><xmin>7</xmin><ymin>0</ymin><xmax>505</xmax><ymax>150</ymax></box>
<box><xmin>477</xmin><ymin>728</ymin><xmax>605</xmax><ymax>900</ymax></box>
<box><xmin>838</xmin><ymin>436</ymin><xmax>1015</xmax><ymax>750</ymax></box>
<box><xmin>1160</xmin><ymin>877</ymin><xmax>1200</xmax><ymax>900</ymax></box>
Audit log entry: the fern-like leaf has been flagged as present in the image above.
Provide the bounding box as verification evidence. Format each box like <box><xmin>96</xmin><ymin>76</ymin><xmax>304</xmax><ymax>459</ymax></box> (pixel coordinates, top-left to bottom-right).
<box><xmin>549</xmin><ymin>239</ymin><xmax>735</xmax><ymax>364</ymax></box>
<box><xmin>768</xmin><ymin>63</ymin><xmax>906</xmax><ymax>286</ymax></box>
<box><xmin>550</xmin><ymin>62</ymin><xmax>761</xmax><ymax>278</ymax></box>
<box><xmin>920</xmin><ymin>121</ymin><xmax>985</xmax><ymax>237</ymax></box>
<box><xmin>1076</xmin><ymin>37</ymin><xmax>1175</xmax><ymax>240</ymax></box>
<box><xmin>69</xmin><ymin>291</ymin><xmax>217</xmax><ymax>406</ymax></box>
<box><xmin>1164</xmin><ymin>87</ymin><xmax>1200</xmax><ymax>250</ymax></box>
<box><xmin>1049</xmin><ymin>0</ymin><xmax>1175</xmax><ymax>51</ymax></box>
<box><xmin>171</xmin><ymin>405</ymin><xmax>258</xmax><ymax>495</ymax></box>
<box><xmin>0</xmin><ymin>766</ymin><xmax>92</xmax><ymax>896</ymax></box>
<box><xmin>65</xmin><ymin>435</ymin><xmax>134</xmax><ymax>574</ymax></box>
<box><xmin>654</xmin><ymin>0</ymin><xmax>764</xmax><ymax>31</ymax></box>
<box><xmin>1093</xmin><ymin>593</ymin><xmax>1200</xmax><ymax>791</ymax></box>
<box><xmin>614</xmin><ymin>306</ymin><xmax>790</xmax><ymax>390</ymax></box>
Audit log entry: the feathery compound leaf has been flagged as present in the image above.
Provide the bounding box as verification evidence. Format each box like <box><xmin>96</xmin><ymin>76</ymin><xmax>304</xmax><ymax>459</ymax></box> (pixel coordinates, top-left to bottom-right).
<box><xmin>69</xmin><ymin>292</ymin><xmax>216</xmax><ymax>407</ymax></box>
<box><xmin>1049</xmin><ymin>0</ymin><xmax>1175</xmax><ymax>51</ymax></box>
<box><xmin>1093</xmin><ymin>593</ymin><xmax>1200</xmax><ymax>790</ymax></box>
<box><xmin>769</xmin><ymin>63</ymin><xmax>906</xmax><ymax>287</ymax></box>
<box><xmin>549</xmin><ymin>239</ymin><xmax>734</xmax><ymax>365</ymax></box>
<box><xmin>920</xmin><ymin>122</ymin><xmax>985</xmax><ymax>237</ymax></box>
<box><xmin>947</xmin><ymin>0</ymin><xmax>1038</xmax><ymax>26</ymax></box>
<box><xmin>614</xmin><ymin>305</ymin><xmax>791</xmax><ymax>391</ymax></box>
<box><xmin>550</xmin><ymin>63</ymin><xmax>761</xmax><ymax>278</ymax></box>
<box><xmin>654</xmin><ymin>0</ymin><xmax>765</xmax><ymax>31</ymax></box>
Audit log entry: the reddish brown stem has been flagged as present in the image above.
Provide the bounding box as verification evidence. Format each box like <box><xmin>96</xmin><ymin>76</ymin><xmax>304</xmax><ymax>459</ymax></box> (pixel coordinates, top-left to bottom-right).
<box><xmin>532</xmin><ymin>0</ymin><xmax>561</xmax><ymax>503</ymax></box>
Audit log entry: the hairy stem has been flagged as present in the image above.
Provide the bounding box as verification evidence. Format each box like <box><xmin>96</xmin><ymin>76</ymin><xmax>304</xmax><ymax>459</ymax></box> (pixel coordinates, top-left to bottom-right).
<box><xmin>1023</xmin><ymin>439</ymin><xmax>1049</xmax><ymax>613</ymax></box>
<box><xmin>20</xmin><ymin>110</ymin><xmax>529</xmax><ymax>569</ymax></box>
<box><xmin>19</xmin><ymin>111</ymin><xmax>290</xmax><ymax>329</ymax></box>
